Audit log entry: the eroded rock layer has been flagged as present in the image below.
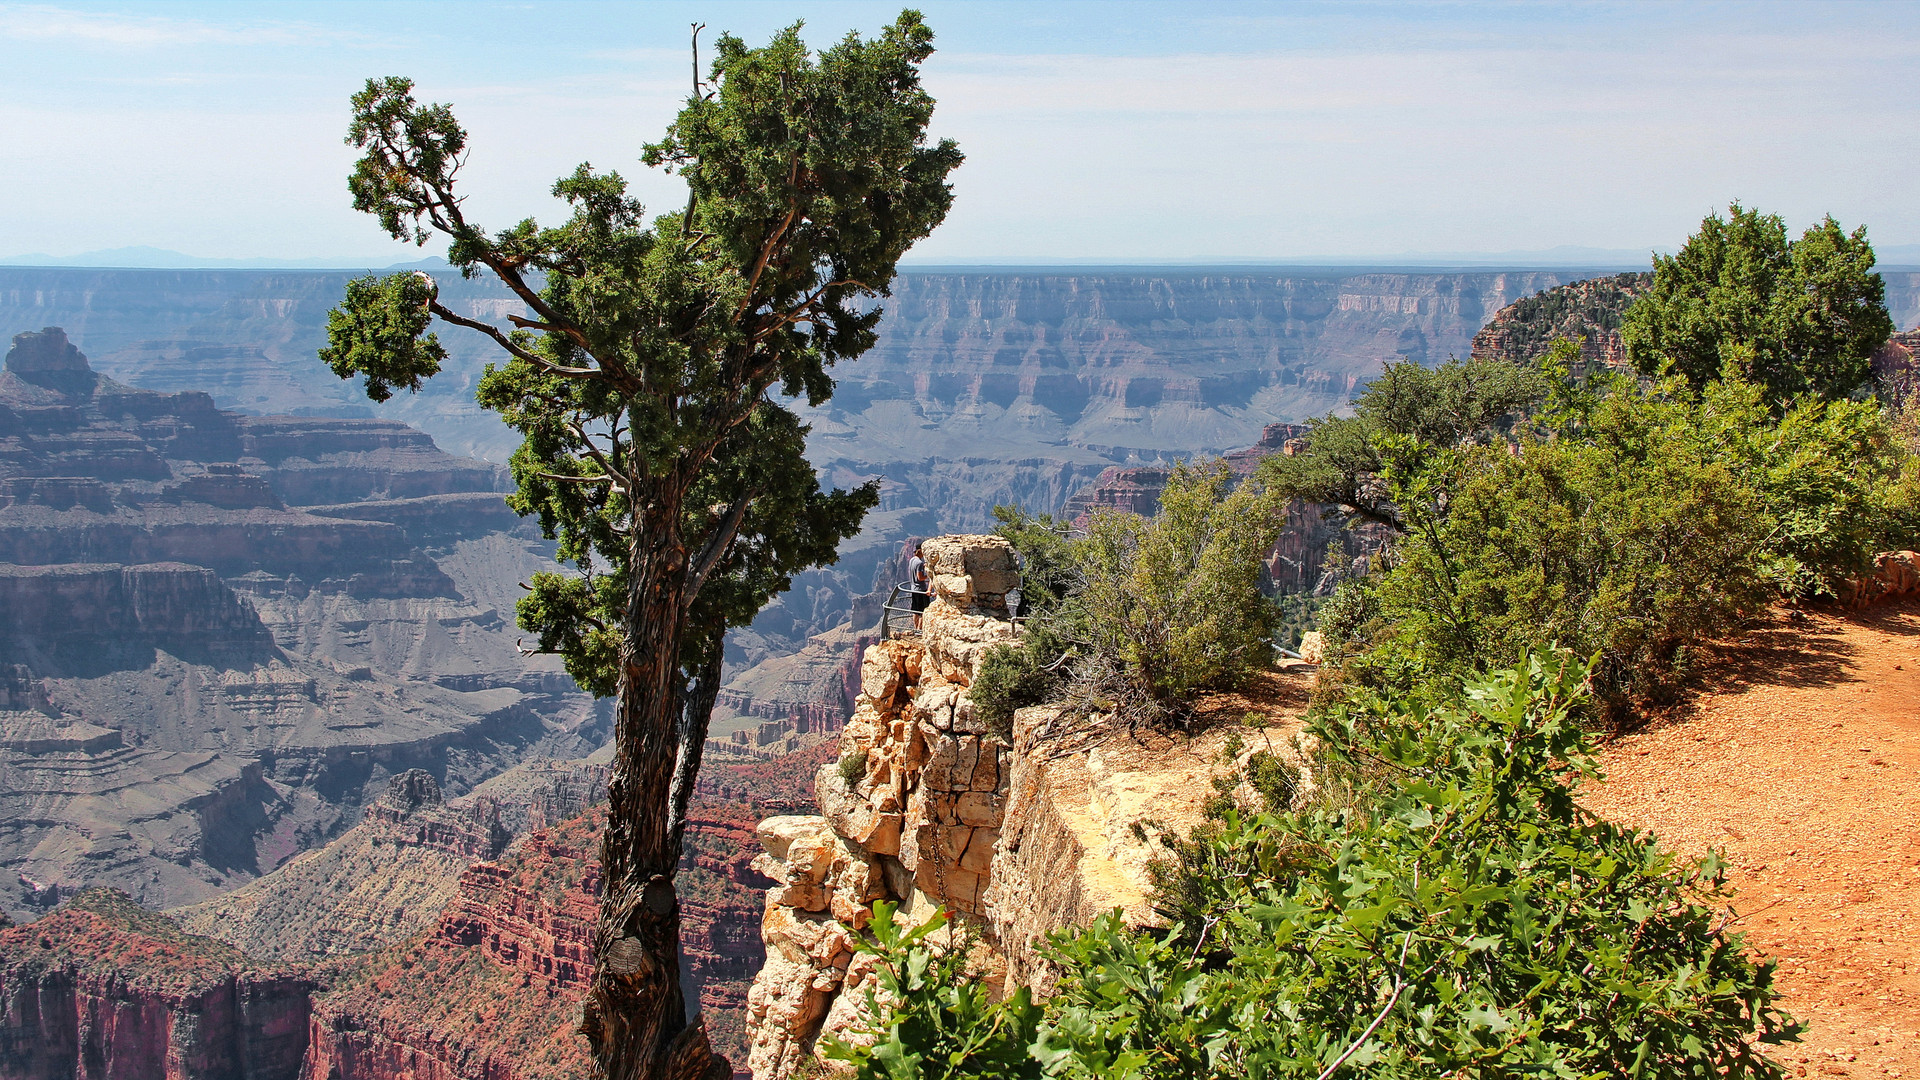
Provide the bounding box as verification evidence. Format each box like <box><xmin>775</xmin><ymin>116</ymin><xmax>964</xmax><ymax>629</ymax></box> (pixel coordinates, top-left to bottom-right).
<box><xmin>169</xmin><ymin>771</ymin><xmax>511</xmax><ymax>962</ymax></box>
<box><xmin>743</xmin><ymin>536</ymin><xmax>1021</xmax><ymax>1078</ymax></box>
<box><xmin>0</xmin><ymin>888</ymin><xmax>313</xmax><ymax>1080</ymax></box>
<box><xmin>0</xmin><ymin>327</ymin><xmax>599</xmax><ymax>919</ymax></box>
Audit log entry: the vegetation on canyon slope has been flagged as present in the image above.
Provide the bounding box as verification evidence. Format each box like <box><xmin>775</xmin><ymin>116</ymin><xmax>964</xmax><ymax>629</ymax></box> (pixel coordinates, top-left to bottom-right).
<box><xmin>974</xmin><ymin>462</ymin><xmax>1283</xmax><ymax>733</ymax></box>
<box><xmin>318</xmin><ymin>11</ymin><xmax>960</xmax><ymax>1078</ymax></box>
<box><xmin>833</xmin><ymin>656</ymin><xmax>1796</xmax><ymax>1079</ymax></box>
<box><xmin>842</xmin><ymin>208</ymin><xmax>1913</xmax><ymax>1077</ymax></box>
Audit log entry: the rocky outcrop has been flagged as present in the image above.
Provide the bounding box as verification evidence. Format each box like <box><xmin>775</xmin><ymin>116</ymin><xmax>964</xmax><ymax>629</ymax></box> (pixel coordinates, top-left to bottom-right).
<box><xmin>298</xmin><ymin>802</ymin><xmax>604</xmax><ymax>1080</ymax></box>
<box><xmin>713</xmin><ymin>624</ymin><xmax>877</xmax><ymax>754</ymax></box>
<box><xmin>1838</xmin><ymin>550</ymin><xmax>1920</xmax><ymax>609</ymax></box>
<box><xmin>210</xmin><ymin>747</ymin><xmax>821</xmax><ymax>1079</ymax></box>
<box><xmin>1468</xmin><ymin>272</ymin><xmax>1651</xmax><ymax>372</ymax></box>
<box><xmin>743</xmin><ymin>536</ymin><xmax>1020</xmax><ymax>1079</ymax></box>
<box><xmin>987</xmin><ymin>706</ymin><xmax>1302</xmax><ymax>994</ymax></box>
<box><xmin>738</xmin><ymin>537</ymin><xmax>1319</xmax><ymax>1079</ymax></box>
<box><xmin>0</xmin><ymin>562</ymin><xmax>272</xmax><ymax>656</ymax></box>
<box><xmin>0</xmin><ymin>887</ymin><xmax>312</xmax><ymax>1080</ymax></box>
<box><xmin>1058</xmin><ymin>465</ymin><xmax>1168</xmax><ymax>521</ymax></box>
<box><xmin>1874</xmin><ymin>328</ymin><xmax>1920</xmax><ymax>385</ymax></box>
<box><xmin>300</xmin><ymin>778</ymin><xmax>782</xmax><ymax>1080</ymax></box>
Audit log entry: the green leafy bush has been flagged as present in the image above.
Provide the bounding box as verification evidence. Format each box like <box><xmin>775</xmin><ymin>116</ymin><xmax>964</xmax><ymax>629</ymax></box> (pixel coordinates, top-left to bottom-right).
<box><xmin>1261</xmin><ymin>356</ymin><xmax>1549</xmax><ymax>531</ymax></box>
<box><xmin>1358</xmin><ymin>392</ymin><xmax>1774</xmax><ymax>718</ymax></box>
<box><xmin>833</xmin><ymin>656</ymin><xmax>1797</xmax><ymax>1079</ymax></box>
<box><xmin>991</xmin><ymin>506</ymin><xmax>1082</xmax><ymax>613</ymax></box>
<box><xmin>823</xmin><ymin>904</ymin><xmax>1043</xmax><ymax>1080</ymax></box>
<box><xmin>988</xmin><ymin>460</ymin><xmax>1283</xmax><ymax>727</ymax></box>
<box><xmin>1268</xmin><ymin>593</ymin><xmax>1326</xmax><ymax>651</ymax></box>
<box><xmin>1076</xmin><ymin>460</ymin><xmax>1281</xmax><ymax>709</ymax></box>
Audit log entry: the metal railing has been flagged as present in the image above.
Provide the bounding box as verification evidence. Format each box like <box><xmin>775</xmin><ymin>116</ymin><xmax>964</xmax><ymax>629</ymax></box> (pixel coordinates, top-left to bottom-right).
<box><xmin>879</xmin><ymin>581</ymin><xmax>925</xmax><ymax>640</ymax></box>
<box><xmin>879</xmin><ymin>580</ymin><xmax>1034</xmax><ymax>640</ymax></box>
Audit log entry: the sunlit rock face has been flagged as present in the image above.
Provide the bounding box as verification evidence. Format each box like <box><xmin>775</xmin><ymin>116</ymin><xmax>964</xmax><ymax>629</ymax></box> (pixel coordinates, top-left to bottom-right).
<box><xmin>742</xmin><ymin>536</ymin><xmax>1021</xmax><ymax>1080</ymax></box>
<box><xmin>0</xmin><ymin>888</ymin><xmax>314</xmax><ymax>1080</ymax></box>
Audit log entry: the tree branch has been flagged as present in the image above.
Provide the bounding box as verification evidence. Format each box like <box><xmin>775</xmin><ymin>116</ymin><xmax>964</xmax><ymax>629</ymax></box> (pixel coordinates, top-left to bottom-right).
<box><xmin>682</xmin><ymin>490</ymin><xmax>754</xmax><ymax>604</ymax></box>
<box><xmin>427</xmin><ymin>301</ymin><xmax>598</xmax><ymax>376</ymax></box>
<box><xmin>735</xmin><ymin>191</ymin><xmax>801</xmax><ymax>319</ymax></box>
<box><xmin>506</xmin><ymin>314</ymin><xmax>568</xmax><ymax>333</ymax></box>
<box><xmin>665</xmin><ymin>638</ymin><xmax>724</xmax><ymax>861</ymax></box>
<box><xmin>751</xmin><ymin>278</ymin><xmax>874</xmax><ymax>344</ymax></box>
<box><xmin>563</xmin><ymin>420</ymin><xmax>636</xmax><ymax>489</ymax></box>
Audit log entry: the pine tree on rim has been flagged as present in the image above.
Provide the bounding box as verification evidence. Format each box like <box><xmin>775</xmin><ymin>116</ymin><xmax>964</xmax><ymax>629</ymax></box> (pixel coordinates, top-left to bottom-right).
<box><xmin>317</xmin><ymin>13</ymin><xmax>961</xmax><ymax>1078</ymax></box>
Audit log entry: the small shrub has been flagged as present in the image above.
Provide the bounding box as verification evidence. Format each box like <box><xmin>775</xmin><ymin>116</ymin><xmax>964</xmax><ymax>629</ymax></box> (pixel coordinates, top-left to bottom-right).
<box><xmin>1077</xmin><ymin>459</ymin><xmax>1280</xmax><ymax>711</ymax></box>
<box><xmin>971</xmin><ymin>642</ymin><xmax>1059</xmax><ymax>740</ymax></box>
<box><xmin>1216</xmin><ymin>731</ymin><xmax>1244</xmax><ymax>762</ymax></box>
<box><xmin>1242</xmin><ymin>749</ymin><xmax>1298</xmax><ymax>811</ymax></box>
<box><xmin>836</xmin><ymin>748</ymin><xmax>868</xmax><ymax>785</ymax></box>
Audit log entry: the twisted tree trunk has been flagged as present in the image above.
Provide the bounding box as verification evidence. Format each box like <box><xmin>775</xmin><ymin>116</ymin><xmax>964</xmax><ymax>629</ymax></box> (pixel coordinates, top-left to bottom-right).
<box><xmin>581</xmin><ymin>486</ymin><xmax>729</xmax><ymax>1080</ymax></box>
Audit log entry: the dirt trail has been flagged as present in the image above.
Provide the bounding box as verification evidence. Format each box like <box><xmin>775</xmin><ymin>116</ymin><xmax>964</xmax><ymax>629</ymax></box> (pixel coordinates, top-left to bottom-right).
<box><xmin>1584</xmin><ymin>598</ymin><xmax>1920</xmax><ymax>1078</ymax></box>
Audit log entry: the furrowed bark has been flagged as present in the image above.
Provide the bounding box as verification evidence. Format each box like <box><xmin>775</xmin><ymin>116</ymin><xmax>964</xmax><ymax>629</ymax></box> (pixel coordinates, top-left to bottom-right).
<box><xmin>582</xmin><ymin>482</ymin><xmax>728</xmax><ymax>1080</ymax></box>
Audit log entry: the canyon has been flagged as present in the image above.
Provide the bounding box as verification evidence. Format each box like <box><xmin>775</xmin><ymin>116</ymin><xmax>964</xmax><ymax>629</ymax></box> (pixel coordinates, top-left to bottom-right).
<box><xmin>11</xmin><ymin>265</ymin><xmax>1830</xmax><ymax>742</ymax></box>
<box><xmin>0</xmin><ymin>744</ymin><xmax>836</xmax><ymax>1079</ymax></box>
<box><xmin>0</xmin><ymin>326</ymin><xmax>602</xmax><ymax>920</ymax></box>
<box><xmin>3</xmin><ymin>265</ymin><xmax>1915</xmax><ymax>1079</ymax></box>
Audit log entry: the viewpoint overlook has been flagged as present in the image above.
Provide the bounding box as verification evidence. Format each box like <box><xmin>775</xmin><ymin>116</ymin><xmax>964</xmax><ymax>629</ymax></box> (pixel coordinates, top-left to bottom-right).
<box><xmin>0</xmin><ymin>256</ymin><xmax>1917</xmax><ymax>1078</ymax></box>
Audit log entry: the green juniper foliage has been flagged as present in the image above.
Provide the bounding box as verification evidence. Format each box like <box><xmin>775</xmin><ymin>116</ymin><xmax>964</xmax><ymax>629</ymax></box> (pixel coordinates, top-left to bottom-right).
<box><xmin>1623</xmin><ymin>202</ymin><xmax>1893</xmax><ymax>406</ymax></box>
<box><xmin>1075</xmin><ymin>459</ymin><xmax>1280</xmax><ymax>705</ymax></box>
<box><xmin>1262</xmin><ymin>356</ymin><xmax>1549</xmax><ymax>531</ymax></box>
<box><xmin>316</xmin><ymin>13</ymin><xmax>960</xmax><ymax>1077</ymax></box>
<box><xmin>1271</xmin><ymin>336</ymin><xmax>1917</xmax><ymax>721</ymax></box>
<box><xmin>834</xmin><ymin>655</ymin><xmax>1797</xmax><ymax>1079</ymax></box>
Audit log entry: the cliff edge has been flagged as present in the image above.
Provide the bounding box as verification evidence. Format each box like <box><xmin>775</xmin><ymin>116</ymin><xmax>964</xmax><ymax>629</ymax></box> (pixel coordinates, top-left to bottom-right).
<box><xmin>740</xmin><ymin>536</ymin><xmax>1307</xmax><ymax>1078</ymax></box>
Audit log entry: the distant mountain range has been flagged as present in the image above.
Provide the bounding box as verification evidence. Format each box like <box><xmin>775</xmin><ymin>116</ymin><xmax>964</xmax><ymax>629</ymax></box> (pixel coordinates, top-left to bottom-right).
<box><xmin>11</xmin><ymin>243</ymin><xmax>1919</xmax><ymax>272</ymax></box>
<box><xmin>0</xmin><ymin>246</ymin><xmax>444</xmax><ymax>270</ymax></box>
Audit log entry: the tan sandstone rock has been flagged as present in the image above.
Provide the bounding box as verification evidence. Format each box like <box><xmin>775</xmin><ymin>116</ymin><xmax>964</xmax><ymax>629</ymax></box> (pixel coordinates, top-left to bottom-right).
<box><xmin>742</xmin><ymin>535</ymin><xmax>1023</xmax><ymax>1079</ymax></box>
<box><xmin>985</xmin><ymin>705</ymin><xmax>1305</xmax><ymax>995</ymax></box>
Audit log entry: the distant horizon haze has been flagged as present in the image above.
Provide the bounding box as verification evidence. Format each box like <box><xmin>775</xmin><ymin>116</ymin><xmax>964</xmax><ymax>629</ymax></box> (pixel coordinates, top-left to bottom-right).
<box><xmin>2</xmin><ymin>2</ymin><xmax>1916</xmax><ymax>266</ymax></box>
<box><xmin>7</xmin><ymin>244</ymin><xmax>1920</xmax><ymax>275</ymax></box>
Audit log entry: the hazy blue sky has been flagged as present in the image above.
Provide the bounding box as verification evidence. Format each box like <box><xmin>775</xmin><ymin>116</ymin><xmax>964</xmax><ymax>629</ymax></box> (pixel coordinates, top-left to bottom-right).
<box><xmin>2</xmin><ymin>1</ymin><xmax>1916</xmax><ymax>265</ymax></box>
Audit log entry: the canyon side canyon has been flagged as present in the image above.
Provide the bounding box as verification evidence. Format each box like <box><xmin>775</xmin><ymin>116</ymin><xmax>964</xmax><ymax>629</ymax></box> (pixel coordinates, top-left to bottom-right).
<box><xmin>0</xmin><ymin>264</ymin><xmax>1915</xmax><ymax>1080</ymax></box>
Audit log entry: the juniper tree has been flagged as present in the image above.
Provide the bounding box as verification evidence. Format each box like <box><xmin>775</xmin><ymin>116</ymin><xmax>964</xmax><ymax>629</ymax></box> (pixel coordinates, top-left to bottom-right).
<box><xmin>1623</xmin><ymin>203</ymin><xmax>1893</xmax><ymax>404</ymax></box>
<box><xmin>318</xmin><ymin>15</ymin><xmax>961</xmax><ymax>1080</ymax></box>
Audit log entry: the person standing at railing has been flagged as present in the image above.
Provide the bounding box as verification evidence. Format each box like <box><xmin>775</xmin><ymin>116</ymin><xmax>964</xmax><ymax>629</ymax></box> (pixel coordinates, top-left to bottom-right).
<box><xmin>906</xmin><ymin>541</ymin><xmax>931</xmax><ymax>629</ymax></box>
<box><xmin>1005</xmin><ymin>548</ymin><xmax>1025</xmax><ymax>621</ymax></box>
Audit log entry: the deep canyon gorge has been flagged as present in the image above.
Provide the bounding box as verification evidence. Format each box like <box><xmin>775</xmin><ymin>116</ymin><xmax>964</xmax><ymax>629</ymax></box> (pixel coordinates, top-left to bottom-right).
<box><xmin>1</xmin><ymin>262</ymin><xmax>1915</xmax><ymax>1079</ymax></box>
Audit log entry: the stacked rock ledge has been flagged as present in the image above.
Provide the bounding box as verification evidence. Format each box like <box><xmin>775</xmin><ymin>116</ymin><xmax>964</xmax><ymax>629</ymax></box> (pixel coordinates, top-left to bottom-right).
<box><xmin>743</xmin><ymin>535</ymin><xmax>1020</xmax><ymax>1079</ymax></box>
<box><xmin>741</xmin><ymin>535</ymin><xmax>1319</xmax><ymax>1079</ymax></box>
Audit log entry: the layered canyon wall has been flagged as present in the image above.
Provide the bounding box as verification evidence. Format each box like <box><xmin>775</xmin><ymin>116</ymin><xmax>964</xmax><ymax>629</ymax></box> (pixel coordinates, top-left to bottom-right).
<box><xmin>0</xmin><ymin>327</ymin><xmax>602</xmax><ymax>920</ymax></box>
<box><xmin>0</xmin><ymin>889</ymin><xmax>313</xmax><ymax>1080</ymax></box>
<box><xmin>0</xmin><ymin>265</ymin><xmax>1715</xmax><ymax>740</ymax></box>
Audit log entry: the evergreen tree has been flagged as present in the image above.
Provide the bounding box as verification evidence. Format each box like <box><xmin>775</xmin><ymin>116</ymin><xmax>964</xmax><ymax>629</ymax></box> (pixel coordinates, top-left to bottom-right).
<box><xmin>1622</xmin><ymin>203</ymin><xmax>1893</xmax><ymax>403</ymax></box>
<box><xmin>318</xmin><ymin>15</ymin><xmax>961</xmax><ymax>1079</ymax></box>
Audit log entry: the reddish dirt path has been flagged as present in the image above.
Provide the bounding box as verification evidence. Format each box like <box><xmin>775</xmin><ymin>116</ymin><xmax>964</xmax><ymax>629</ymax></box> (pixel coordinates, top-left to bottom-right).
<box><xmin>1584</xmin><ymin>598</ymin><xmax>1920</xmax><ymax>1078</ymax></box>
